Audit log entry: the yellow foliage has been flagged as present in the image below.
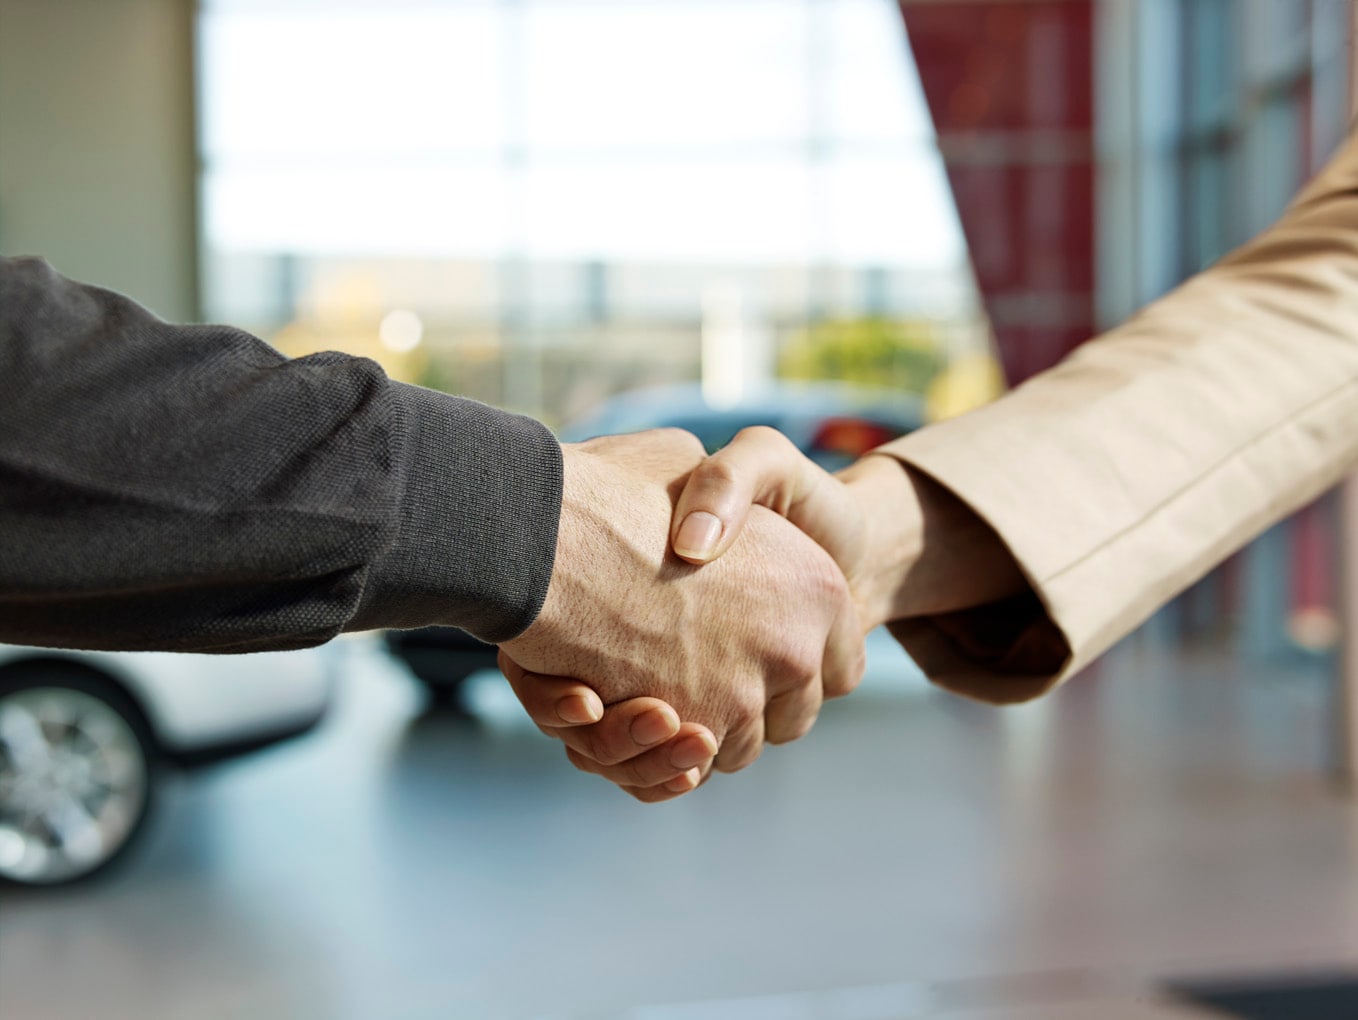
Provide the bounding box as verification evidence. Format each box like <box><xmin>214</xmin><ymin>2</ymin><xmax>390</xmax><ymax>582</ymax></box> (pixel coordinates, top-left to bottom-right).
<box><xmin>925</xmin><ymin>352</ymin><xmax>1007</xmax><ymax>421</ymax></box>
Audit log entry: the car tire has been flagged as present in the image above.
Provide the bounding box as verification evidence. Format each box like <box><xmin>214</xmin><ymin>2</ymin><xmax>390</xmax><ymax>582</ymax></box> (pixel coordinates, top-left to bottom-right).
<box><xmin>0</xmin><ymin>663</ymin><xmax>157</xmax><ymax>887</ymax></box>
<box><xmin>415</xmin><ymin>675</ymin><xmax>471</xmax><ymax>710</ymax></box>
<box><xmin>382</xmin><ymin>627</ymin><xmax>497</xmax><ymax>714</ymax></box>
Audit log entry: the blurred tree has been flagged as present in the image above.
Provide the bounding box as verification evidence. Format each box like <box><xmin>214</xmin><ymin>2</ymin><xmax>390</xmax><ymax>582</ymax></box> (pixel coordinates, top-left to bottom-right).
<box><xmin>925</xmin><ymin>350</ymin><xmax>1006</xmax><ymax>421</ymax></box>
<box><xmin>779</xmin><ymin>317</ymin><xmax>945</xmax><ymax>395</ymax></box>
<box><xmin>415</xmin><ymin>356</ymin><xmax>458</xmax><ymax>395</ymax></box>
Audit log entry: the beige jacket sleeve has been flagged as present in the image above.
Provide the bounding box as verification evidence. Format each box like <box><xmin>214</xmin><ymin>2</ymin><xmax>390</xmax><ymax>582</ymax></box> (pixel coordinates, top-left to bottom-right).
<box><xmin>878</xmin><ymin>130</ymin><xmax>1358</xmax><ymax>705</ymax></box>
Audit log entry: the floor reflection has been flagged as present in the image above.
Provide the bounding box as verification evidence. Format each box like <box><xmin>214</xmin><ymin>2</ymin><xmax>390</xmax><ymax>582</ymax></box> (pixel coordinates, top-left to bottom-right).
<box><xmin>1</xmin><ymin>634</ymin><xmax>1355</xmax><ymax>1020</ymax></box>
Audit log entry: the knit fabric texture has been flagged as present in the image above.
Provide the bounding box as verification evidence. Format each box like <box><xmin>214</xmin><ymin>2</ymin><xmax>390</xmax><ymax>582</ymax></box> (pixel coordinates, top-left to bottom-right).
<box><xmin>0</xmin><ymin>256</ymin><xmax>563</xmax><ymax>652</ymax></box>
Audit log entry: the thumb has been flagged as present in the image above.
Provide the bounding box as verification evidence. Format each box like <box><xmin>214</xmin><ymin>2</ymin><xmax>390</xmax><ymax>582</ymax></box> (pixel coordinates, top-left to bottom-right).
<box><xmin>670</xmin><ymin>426</ymin><xmax>863</xmax><ymax>570</ymax></box>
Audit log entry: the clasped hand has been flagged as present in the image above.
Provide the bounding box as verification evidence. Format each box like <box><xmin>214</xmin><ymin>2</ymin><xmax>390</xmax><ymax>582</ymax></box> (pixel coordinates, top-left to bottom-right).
<box><xmin>495</xmin><ymin>427</ymin><xmax>892</xmax><ymax>801</ymax></box>
<box><xmin>498</xmin><ymin>422</ymin><xmax>1031</xmax><ymax>801</ymax></box>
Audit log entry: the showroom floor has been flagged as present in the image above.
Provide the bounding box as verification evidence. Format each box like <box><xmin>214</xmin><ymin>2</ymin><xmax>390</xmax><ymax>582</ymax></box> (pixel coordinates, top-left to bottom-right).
<box><xmin>3</xmin><ymin>631</ymin><xmax>1356</xmax><ymax>1020</ymax></box>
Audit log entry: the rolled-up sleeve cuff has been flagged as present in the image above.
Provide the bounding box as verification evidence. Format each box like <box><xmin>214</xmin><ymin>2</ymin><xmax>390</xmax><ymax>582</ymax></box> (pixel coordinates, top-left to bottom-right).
<box><xmin>349</xmin><ymin>383</ymin><xmax>564</xmax><ymax>643</ymax></box>
<box><xmin>887</xmin><ymin>592</ymin><xmax>1072</xmax><ymax>705</ymax></box>
<box><xmin>878</xmin><ymin>440</ymin><xmax>1076</xmax><ymax>704</ymax></box>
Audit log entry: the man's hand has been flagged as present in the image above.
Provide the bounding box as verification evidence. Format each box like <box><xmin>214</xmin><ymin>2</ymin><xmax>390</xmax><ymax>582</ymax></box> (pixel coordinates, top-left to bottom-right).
<box><xmin>499</xmin><ymin>429</ymin><xmax>864</xmax><ymax>801</ymax></box>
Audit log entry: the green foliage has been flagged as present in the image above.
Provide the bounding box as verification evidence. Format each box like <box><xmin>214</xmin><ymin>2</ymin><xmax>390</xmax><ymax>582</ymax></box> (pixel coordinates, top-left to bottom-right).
<box><xmin>415</xmin><ymin>354</ymin><xmax>457</xmax><ymax>395</ymax></box>
<box><xmin>779</xmin><ymin>317</ymin><xmax>944</xmax><ymax>395</ymax></box>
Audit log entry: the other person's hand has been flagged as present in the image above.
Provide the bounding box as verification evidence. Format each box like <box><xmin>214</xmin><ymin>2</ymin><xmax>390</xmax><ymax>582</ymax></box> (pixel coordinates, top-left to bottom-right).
<box><xmin>669</xmin><ymin>427</ymin><xmax>1028</xmax><ymax>628</ymax></box>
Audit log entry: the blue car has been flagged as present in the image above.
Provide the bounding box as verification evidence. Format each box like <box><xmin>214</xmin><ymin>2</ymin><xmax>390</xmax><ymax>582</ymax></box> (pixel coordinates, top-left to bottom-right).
<box><xmin>561</xmin><ymin>381</ymin><xmax>923</xmax><ymax>469</ymax></box>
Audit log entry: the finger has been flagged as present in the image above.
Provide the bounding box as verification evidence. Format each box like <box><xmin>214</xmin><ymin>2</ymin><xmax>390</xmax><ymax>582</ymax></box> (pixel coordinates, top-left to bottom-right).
<box><xmin>682</xmin><ymin>756</ymin><xmax>715</xmax><ymax>792</ymax></box>
<box><xmin>499</xmin><ymin>649</ymin><xmax>591</xmax><ymax>723</ymax></box>
<box><xmin>548</xmin><ymin>698</ymin><xmax>689</xmax><ymax>765</ymax></box>
<box><xmin>713</xmin><ymin>714</ymin><xmax>765</xmax><ymax>774</ymax></box>
<box><xmin>671</xmin><ymin>426</ymin><xmax>856</xmax><ymax>566</ymax></box>
<box><xmin>763</xmin><ymin>678</ymin><xmax>823</xmax><ymax>746</ymax></box>
<box><xmin>625</xmin><ymin>758</ymin><xmax>715</xmax><ymax>802</ymax></box>
<box><xmin>620</xmin><ymin>780</ymin><xmax>697</xmax><ymax>804</ymax></box>
<box><xmin>821</xmin><ymin>597</ymin><xmax>868</xmax><ymax>701</ymax></box>
<box><xmin>564</xmin><ymin>723</ymin><xmax>717</xmax><ymax>788</ymax></box>
<box><xmin>497</xmin><ymin>650</ymin><xmax>690</xmax><ymax>764</ymax></box>
<box><xmin>504</xmin><ymin>662</ymin><xmax>605</xmax><ymax>728</ymax></box>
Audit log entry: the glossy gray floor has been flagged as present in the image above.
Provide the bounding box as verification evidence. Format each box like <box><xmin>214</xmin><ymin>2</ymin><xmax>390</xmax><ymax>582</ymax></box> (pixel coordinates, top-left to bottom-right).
<box><xmin>3</xmin><ymin>633</ymin><xmax>1357</xmax><ymax>1020</ymax></box>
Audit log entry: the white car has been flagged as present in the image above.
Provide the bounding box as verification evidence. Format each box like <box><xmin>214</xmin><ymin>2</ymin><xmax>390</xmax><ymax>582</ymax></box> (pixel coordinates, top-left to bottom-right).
<box><xmin>0</xmin><ymin>644</ymin><xmax>332</xmax><ymax>886</ymax></box>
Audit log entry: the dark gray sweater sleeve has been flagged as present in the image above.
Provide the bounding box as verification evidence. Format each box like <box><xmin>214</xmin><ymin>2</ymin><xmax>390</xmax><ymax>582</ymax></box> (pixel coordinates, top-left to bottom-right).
<box><xmin>0</xmin><ymin>256</ymin><xmax>563</xmax><ymax>652</ymax></box>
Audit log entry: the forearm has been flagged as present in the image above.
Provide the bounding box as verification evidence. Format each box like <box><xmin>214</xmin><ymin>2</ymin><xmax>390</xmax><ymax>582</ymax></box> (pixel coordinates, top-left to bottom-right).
<box><xmin>870</xmin><ymin>131</ymin><xmax>1358</xmax><ymax>701</ymax></box>
<box><xmin>0</xmin><ymin>256</ymin><xmax>562</xmax><ymax>653</ymax></box>
<box><xmin>838</xmin><ymin>454</ymin><xmax>1027</xmax><ymax>631</ymax></box>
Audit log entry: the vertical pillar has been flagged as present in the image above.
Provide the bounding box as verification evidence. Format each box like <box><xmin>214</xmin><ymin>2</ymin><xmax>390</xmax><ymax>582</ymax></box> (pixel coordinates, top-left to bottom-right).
<box><xmin>1340</xmin><ymin>483</ymin><xmax>1358</xmax><ymax>788</ymax></box>
<box><xmin>1337</xmin><ymin>3</ymin><xmax>1358</xmax><ymax>790</ymax></box>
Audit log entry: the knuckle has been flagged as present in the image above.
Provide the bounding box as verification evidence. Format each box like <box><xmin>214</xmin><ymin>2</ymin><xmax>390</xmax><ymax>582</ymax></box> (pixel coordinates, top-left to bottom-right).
<box><xmin>693</xmin><ymin>454</ymin><xmax>741</xmax><ymax>490</ymax></box>
<box><xmin>834</xmin><ymin>650</ymin><xmax>869</xmax><ymax>698</ymax></box>
<box><xmin>734</xmin><ymin>691</ymin><xmax>766</xmax><ymax>727</ymax></box>
<box><xmin>823</xmin><ymin>665</ymin><xmax>856</xmax><ymax>699</ymax></box>
<box><xmin>823</xmin><ymin>675</ymin><xmax>854</xmax><ymax>700</ymax></box>
<box><xmin>627</xmin><ymin>784</ymin><xmax>667</xmax><ymax>804</ymax></box>
<box><xmin>815</xmin><ymin>557</ymin><xmax>850</xmax><ymax>600</ymax></box>
<box><xmin>735</xmin><ymin>424</ymin><xmax>784</xmax><ymax>449</ymax></box>
<box><xmin>563</xmin><ymin>746</ymin><xmax>594</xmax><ymax>775</ymax></box>
<box><xmin>772</xmin><ymin>647</ymin><xmax>819</xmax><ymax>690</ymax></box>
<box><xmin>653</xmin><ymin>427</ymin><xmax>705</xmax><ymax>458</ymax></box>
<box><xmin>768</xmin><ymin>712</ymin><xmax>817</xmax><ymax>746</ymax></box>
<box><xmin>715</xmin><ymin>744</ymin><xmax>761</xmax><ymax>774</ymax></box>
<box><xmin>582</xmin><ymin>730</ymin><xmax>624</xmax><ymax>767</ymax></box>
<box><xmin>525</xmin><ymin>698</ymin><xmax>555</xmax><ymax>725</ymax></box>
<box><xmin>621</xmin><ymin>756</ymin><xmax>653</xmax><ymax>787</ymax></box>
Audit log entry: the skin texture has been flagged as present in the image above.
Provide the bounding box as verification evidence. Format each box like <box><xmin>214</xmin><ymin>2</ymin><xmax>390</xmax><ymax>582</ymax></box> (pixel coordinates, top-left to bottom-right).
<box><xmin>498</xmin><ymin>429</ymin><xmax>865</xmax><ymax>802</ymax></box>
<box><xmin>512</xmin><ymin>427</ymin><xmax>1026</xmax><ymax>800</ymax></box>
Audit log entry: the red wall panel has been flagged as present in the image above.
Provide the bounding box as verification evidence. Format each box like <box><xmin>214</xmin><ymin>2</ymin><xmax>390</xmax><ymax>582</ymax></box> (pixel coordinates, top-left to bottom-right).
<box><xmin>900</xmin><ymin>0</ymin><xmax>1096</xmax><ymax>385</ymax></box>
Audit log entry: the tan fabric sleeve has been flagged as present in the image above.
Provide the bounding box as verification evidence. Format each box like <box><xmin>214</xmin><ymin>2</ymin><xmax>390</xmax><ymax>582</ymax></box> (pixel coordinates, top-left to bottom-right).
<box><xmin>877</xmin><ymin>130</ymin><xmax>1358</xmax><ymax>704</ymax></box>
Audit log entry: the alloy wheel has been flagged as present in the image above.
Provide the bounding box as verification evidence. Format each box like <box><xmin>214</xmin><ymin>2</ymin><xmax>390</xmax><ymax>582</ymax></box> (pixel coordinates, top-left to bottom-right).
<box><xmin>0</xmin><ymin>686</ymin><xmax>150</xmax><ymax>884</ymax></box>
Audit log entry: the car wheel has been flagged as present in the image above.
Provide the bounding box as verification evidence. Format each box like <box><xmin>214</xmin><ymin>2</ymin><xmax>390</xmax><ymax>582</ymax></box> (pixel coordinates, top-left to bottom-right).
<box><xmin>0</xmin><ymin>665</ymin><xmax>156</xmax><ymax>887</ymax></box>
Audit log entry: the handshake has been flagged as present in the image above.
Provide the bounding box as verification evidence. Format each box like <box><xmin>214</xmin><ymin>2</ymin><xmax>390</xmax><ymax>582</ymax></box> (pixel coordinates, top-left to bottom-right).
<box><xmin>498</xmin><ymin>426</ymin><xmax>1028</xmax><ymax>802</ymax></box>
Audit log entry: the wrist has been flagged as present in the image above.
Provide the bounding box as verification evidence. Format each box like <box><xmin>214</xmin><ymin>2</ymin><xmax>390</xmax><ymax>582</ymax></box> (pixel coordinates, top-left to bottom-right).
<box><xmin>515</xmin><ymin>442</ymin><xmax>589</xmax><ymax>646</ymax></box>
<box><xmin>837</xmin><ymin>455</ymin><xmax>925</xmax><ymax>629</ymax></box>
<box><xmin>508</xmin><ymin>439</ymin><xmax>685</xmax><ymax>664</ymax></box>
<box><xmin>839</xmin><ymin>453</ymin><xmax>1029</xmax><ymax>624</ymax></box>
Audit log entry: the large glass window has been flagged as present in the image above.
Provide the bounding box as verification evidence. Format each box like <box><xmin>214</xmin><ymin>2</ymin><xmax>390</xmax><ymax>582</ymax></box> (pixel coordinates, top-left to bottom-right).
<box><xmin>199</xmin><ymin>0</ymin><xmax>989</xmax><ymax>423</ymax></box>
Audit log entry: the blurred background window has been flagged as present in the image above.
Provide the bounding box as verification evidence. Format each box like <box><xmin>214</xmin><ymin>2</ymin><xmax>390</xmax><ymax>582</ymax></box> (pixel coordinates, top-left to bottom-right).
<box><xmin>197</xmin><ymin>0</ymin><xmax>1351</xmax><ymax>662</ymax></box>
<box><xmin>198</xmin><ymin>0</ymin><xmax>997</xmax><ymax>427</ymax></box>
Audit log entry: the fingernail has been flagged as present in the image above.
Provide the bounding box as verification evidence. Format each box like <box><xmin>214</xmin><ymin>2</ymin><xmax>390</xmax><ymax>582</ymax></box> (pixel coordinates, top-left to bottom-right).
<box><xmin>664</xmin><ymin>768</ymin><xmax>701</xmax><ymax>794</ymax></box>
<box><xmin>674</xmin><ymin>511</ymin><xmax>722</xmax><ymax>560</ymax></box>
<box><xmin>630</xmin><ymin>708</ymin><xmax>678</xmax><ymax>747</ymax></box>
<box><xmin>669</xmin><ymin>732</ymin><xmax>717</xmax><ymax>770</ymax></box>
<box><xmin>556</xmin><ymin>693</ymin><xmax>601</xmax><ymax>725</ymax></box>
